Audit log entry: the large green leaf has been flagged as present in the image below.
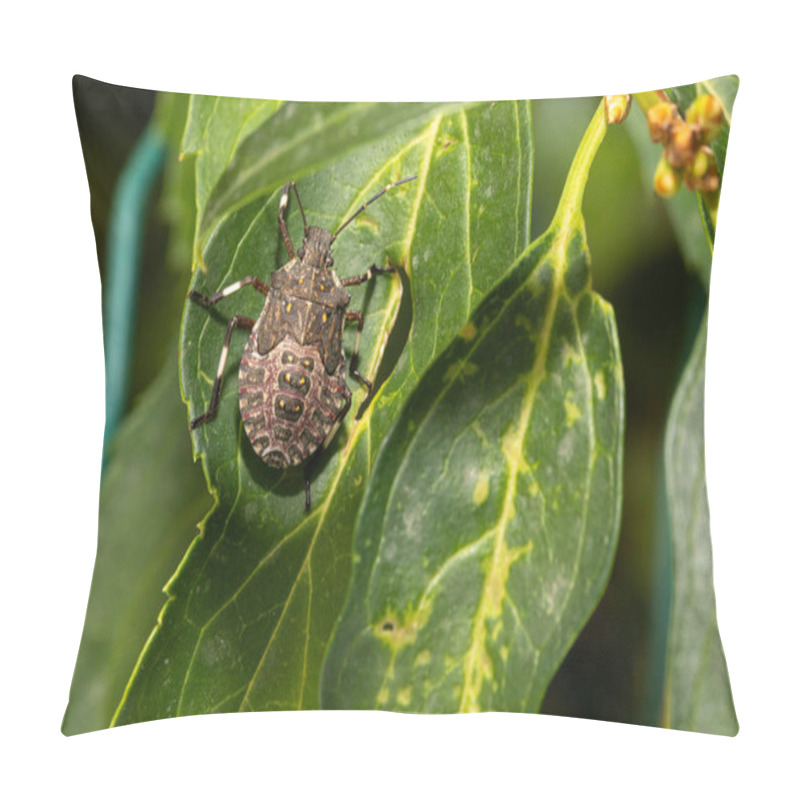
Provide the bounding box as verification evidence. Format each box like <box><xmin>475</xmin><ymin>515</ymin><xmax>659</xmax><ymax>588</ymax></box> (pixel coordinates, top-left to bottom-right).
<box><xmin>62</xmin><ymin>358</ymin><xmax>210</xmax><ymax>734</ymax></box>
<box><xmin>663</xmin><ymin>316</ymin><xmax>738</xmax><ymax>735</ymax></box>
<box><xmin>322</xmin><ymin>103</ymin><xmax>624</xmax><ymax>712</ymax></box>
<box><xmin>112</xmin><ymin>100</ymin><xmax>534</xmax><ymax>723</ymax></box>
<box><xmin>198</xmin><ymin>101</ymin><xmax>472</xmax><ymax>242</ymax></box>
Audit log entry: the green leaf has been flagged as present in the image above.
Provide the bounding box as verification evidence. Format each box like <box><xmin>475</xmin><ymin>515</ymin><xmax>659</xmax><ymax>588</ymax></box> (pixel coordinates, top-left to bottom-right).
<box><xmin>181</xmin><ymin>94</ymin><xmax>281</xmax><ymax>242</ymax></box>
<box><xmin>198</xmin><ymin>101</ymin><xmax>473</xmax><ymax>241</ymax></box>
<box><xmin>154</xmin><ymin>91</ymin><xmax>197</xmax><ymax>275</ymax></box>
<box><xmin>112</xmin><ymin>100</ymin><xmax>534</xmax><ymax>723</ymax></box>
<box><xmin>663</xmin><ymin>316</ymin><xmax>738</xmax><ymax>735</ymax></box>
<box><xmin>322</xmin><ymin>103</ymin><xmax>624</xmax><ymax>712</ymax></box>
<box><xmin>62</xmin><ymin>358</ymin><xmax>210</xmax><ymax>734</ymax></box>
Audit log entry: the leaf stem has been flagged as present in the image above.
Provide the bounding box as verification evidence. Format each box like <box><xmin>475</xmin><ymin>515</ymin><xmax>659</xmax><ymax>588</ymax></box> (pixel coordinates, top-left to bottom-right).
<box><xmin>550</xmin><ymin>100</ymin><xmax>608</xmax><ymax>241</ymax></box>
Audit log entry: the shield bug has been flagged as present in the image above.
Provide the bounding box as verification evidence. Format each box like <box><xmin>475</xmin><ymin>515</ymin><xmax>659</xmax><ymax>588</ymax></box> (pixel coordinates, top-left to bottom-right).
<box><xmin>189</xmin><ymin>176</ymin><xmax>416</xmax><ymax>511</ymax></box>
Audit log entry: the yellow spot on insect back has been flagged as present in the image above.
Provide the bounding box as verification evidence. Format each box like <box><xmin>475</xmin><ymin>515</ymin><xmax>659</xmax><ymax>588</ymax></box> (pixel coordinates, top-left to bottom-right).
<box><xmin>396</xmin><ymin>687</ymin><xmax>412</xmax><ymax>706</ymax></box>
<box><xmin>377</xmin><ymin>686</ymin><xmax>390</xmax><ymax>705</ymax></box>
<box><xmin>415</xmin><ymin>650</ymin><xmax>431</xmax><ymax>667</ymax></box>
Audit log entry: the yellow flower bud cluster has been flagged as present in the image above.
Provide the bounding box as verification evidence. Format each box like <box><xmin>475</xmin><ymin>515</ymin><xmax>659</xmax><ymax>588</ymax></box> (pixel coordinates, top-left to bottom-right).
<box><xmin>647</xmin><ymin>95</ymin><xmax>723</xmax><ymax>197</ymax></box>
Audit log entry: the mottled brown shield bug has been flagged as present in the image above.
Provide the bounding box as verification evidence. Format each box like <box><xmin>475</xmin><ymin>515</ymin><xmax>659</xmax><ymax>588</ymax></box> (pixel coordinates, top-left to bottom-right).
<box><xmin>189</xmin><ymin>176</ymin><xmax>416</xmax><ymax>511</ymax></box>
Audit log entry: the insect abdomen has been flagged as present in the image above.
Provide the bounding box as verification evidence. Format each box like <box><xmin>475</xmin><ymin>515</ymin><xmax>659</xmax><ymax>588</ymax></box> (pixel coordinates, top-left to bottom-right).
<box><xmin>239</xmin><ymin>335</ymin><xmax>350</xmax><ymax>469</ymax></box>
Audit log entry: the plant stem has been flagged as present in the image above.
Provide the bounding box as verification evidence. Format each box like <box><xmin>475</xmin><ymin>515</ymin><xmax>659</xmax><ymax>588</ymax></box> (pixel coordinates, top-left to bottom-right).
<box><xmin>550</xmin><ymin>100</ymin><xmax>608</xmax><ymax>246</ymax></box>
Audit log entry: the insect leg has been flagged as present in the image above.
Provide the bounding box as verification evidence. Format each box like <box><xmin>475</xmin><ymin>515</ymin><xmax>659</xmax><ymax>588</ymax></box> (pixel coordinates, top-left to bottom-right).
<box><xmin>341</xmin><ymin>264</ymin><xmax>396</xmax><ymax>394</ymax></box>
<box><xmin>303</xmin><ymin>462</ymin><xmax>314</xmax><ymax>512</ymax></box>
<box><xmin>190</xmin><ymin>315</ymin><xmax>255</xmax><ymax>430</ymax></box>
<box><xmin>190</xmin><ymin>276</ymin><xmax>269</xmax><ymax>307</ymax></box>
<box><xmin>344</xmin><ymin>310</ymin><xmax>373</xmax><ymax>394</ymax></box>
<box><xmin>342</xmin><ymin>264</ymin><xmax>395</xmax><ymax>396</ymax></box>
<box><xmin>340</xmin><ymin>263</ymin><xmax>395</xmax><ymax>287</ymax></box>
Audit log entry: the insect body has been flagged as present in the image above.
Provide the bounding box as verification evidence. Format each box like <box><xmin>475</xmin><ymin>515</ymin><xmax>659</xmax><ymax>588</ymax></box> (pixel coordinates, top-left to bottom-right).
<box><xmin>189</xmin><ymin>177</ymin><xmax>416</xmax><ymax>511</ymax></box>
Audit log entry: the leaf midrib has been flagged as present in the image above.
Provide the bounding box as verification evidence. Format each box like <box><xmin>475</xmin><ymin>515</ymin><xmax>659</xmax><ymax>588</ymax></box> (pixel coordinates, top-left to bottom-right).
<box><xmin>457</xmin><ymin>240</ymin><xmax>568</xmax><ymax>711</ymax></box>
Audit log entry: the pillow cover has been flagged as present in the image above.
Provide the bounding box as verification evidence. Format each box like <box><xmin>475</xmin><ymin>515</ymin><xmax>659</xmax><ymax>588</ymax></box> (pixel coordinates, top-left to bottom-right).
<box><xmin>64</xmin><ymin>75</ymin><xmax>738</xmax><ymax>735</ymax></box>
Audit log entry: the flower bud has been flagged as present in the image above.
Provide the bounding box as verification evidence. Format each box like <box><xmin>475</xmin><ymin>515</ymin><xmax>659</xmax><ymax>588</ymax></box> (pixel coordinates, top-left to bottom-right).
<box><xmin>684</xmin><ymin>145</ymin><xmax>720</xmax><ymax>192</ymax></box>
<box><xmin>647</xmin><ymin>102</ymin><xmax>679</xmax><ymax>143</ymax></box>
<box><xmin>686</xmin><ymin>94</ymin><xmax>723</xmax><ymax>143</ymax></box>
<box><xmin>605</xmin><ymin>94</ymin><xmax>632</xmax><ymax>125</ymax></box>
<box><xmin>654</xmin><ymin>155</ymin><xmax>681</xmax><ymax>197</ymax></box>
<box><xmin>665</xmin><ymin>119</ymin><xmax>699</xmax><ymax>169</ymax></box>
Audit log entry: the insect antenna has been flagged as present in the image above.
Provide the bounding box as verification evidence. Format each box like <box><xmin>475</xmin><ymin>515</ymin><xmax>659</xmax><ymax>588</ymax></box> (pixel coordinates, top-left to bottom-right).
<box><xmin>290</xmin><ymin>181</ymin><xmax>310</xmax><ymax>236</ymax></box>
<box><xmin>332</xmin><ymin>176</ymin><xmax>417</xmax><ymax>240</ymax></box>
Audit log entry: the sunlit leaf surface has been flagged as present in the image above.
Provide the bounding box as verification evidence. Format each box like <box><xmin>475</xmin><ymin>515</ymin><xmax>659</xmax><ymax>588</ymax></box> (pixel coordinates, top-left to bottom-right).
<box><xmin>323</xmin><ymin>106</ymin><xmax>625</xmax><ymax>712</ymax></box>
<box><xmin>113</xmin><ymin>101</ymin><xmax>536</xmax><ymax>722</ymax></box>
